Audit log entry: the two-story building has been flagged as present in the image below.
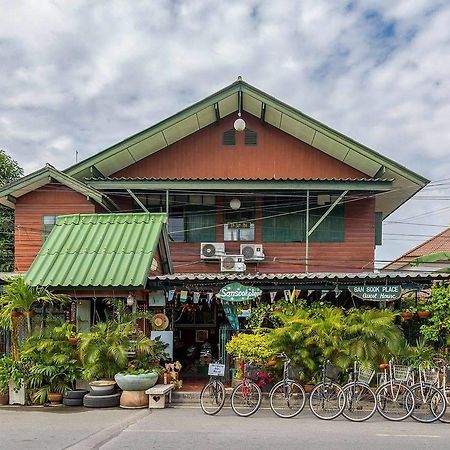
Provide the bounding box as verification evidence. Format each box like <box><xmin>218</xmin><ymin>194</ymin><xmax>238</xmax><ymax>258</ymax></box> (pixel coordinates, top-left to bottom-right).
<box><xmin>1</xmin><ymin>78</ymin><xmax>447</xmax><ymax>365</ymax></box>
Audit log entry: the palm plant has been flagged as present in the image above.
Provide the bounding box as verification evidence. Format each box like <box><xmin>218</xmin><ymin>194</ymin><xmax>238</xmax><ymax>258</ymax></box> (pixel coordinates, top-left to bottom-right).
<box><xmin>79</xmin><ymin>320</ymin><xmax>155</xmax><ymax>380</ymax></box>
<box><xmin>0</xmin><ymin>277</ymin><xmax>68</xmax><ymax>360</ymax></box>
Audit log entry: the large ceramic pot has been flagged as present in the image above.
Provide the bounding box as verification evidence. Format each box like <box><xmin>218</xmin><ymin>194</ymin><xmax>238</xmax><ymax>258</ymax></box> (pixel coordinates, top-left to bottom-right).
<box><xmin>114</xmin><ymin>373</ymin><xmax>158</xmax><ymax>391</ymax></box>
<box><xmin>89</xmin><ymin>380</ymin><xmax>117</xmax><ymax>393</ymax></box>
<box><xmin>0</xmin><ymin>393</ymin><xmax>8</xmax><ymax>405</ymax></box>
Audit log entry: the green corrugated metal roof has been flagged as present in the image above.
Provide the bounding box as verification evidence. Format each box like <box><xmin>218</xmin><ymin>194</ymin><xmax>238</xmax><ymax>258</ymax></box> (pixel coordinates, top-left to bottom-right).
<box><xmin>25</xmin><ymin>212</ymin><xmax>168</xmax><ymax>288</ymax></box>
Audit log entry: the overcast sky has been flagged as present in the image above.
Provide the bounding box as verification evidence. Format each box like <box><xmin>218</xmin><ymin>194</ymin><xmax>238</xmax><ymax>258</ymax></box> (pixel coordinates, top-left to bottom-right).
<box><xmin>1</xmin><ymin>0</ymin><xmax>449</xmax><ymax>267</ymax></box>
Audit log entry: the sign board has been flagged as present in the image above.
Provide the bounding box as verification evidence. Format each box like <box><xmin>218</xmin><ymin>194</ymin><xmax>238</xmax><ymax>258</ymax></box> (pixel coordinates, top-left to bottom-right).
<box><xmin>228</xmin><ymin>222</ymin><xmax>251</xmax><ymax>229</ymax></box>
<box><xmin>349</xmin><ymin>285</ymin><xmax>402</xmax><ymax>302</ymax></box>
<box><xmin>217</xmin><ymin>283</ymin><xmax>262</xmax><ymax>302</ymax></box>
<box><xmin>208</xmin><ymin>363</ymin><xmax>225</xmax><ymax>377</ymax></box>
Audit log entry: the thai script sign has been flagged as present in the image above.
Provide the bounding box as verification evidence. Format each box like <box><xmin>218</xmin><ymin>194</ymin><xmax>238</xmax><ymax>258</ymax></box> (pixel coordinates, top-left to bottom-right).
<box><xmin>349</xmin><ymin>285</ymin><xmax>402</xmax><ymax>301</ymax></box>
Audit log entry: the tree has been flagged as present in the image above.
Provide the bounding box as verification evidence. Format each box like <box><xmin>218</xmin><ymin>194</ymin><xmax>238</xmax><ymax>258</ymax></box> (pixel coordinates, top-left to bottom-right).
<box><xmin>0</xmin><ymin>149</ymin><xmax>24</xmax><ymax>272</ymax></box>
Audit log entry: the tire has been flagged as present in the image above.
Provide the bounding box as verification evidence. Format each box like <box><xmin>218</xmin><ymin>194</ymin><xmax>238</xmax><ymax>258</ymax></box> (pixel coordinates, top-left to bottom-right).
<box><xmin>63</xmin><ymin>397</ymin><xmax>84</xmax><ymax>407</ymax></box>
<box><xmin>375</xmin><ymin>381</ymin><xmax>414</xmax><ymax>421</ymax></box>
<box><xmin>64</xmin><ymin>389</ymin><xmax>89</xmax><ymax>400</ymax></box>
<box><xmin>83</xmin><ymin>392</ymin><xmax>121</xmax><ymax>408</ymax></box>
<box><xmin>269</xmin><ymin>380</ymin><xmax>306</xmax><ymax>418</ymax></box>
<box><xmin>230</xmin><ymin>380</ymin><xmax>262</xmax><ymax>417</ymax></box>
<box><xmin>438</xmin><ymin>387</ymin><xmax>450</xmax><ymax>423</ymax></box>
<box><xmin>89</xmin><ymin>387</ymin><xmax>116</xmax><ymax>397</ymax></box>
<box><xmin>341</xmin><ymin>382</ymin><xmax>376</xmax><ymax>422</ymax></box>
<box><xmin>200</xmin><ymin>380</ymin><xmax>226</xmax><ymax>415</ymax></box>
<box><xmin>409</xmin><ymin>384</ymin><xmax>446</xmax><ymax>423</ymax></box>
<box><xmin>309</xmin><ymin>382</ymin><xmax>344</xmax><ymax>420</ymax></box>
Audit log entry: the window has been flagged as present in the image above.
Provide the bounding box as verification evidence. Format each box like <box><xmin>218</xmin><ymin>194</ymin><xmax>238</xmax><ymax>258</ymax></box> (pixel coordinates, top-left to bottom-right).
<box><xmin>42</xmin><ymin>215</ymin><xmax>56</xmax><ymax>242</ymax></box>
<box><xmin>223</xmin><ymin>129</ymin><xmax>236</xmax><ymax>145</ymax></box>
<box><xmin>309</xmin><ymin>203</ymin><xmax>344</xmax><ymax>242</ymax></box>
<box><xmin>224</xmin><ymin>198</ymin><xmax>255</xmax><ymax>241</ymax></box>
<box><xmin>244</xmin><ymin>129</ymin><xmax>257</xmax><ymax>145</ymax></box>
<box><xmin>131</xmin><ymin>194</ymin><xmax>216</xmax><ymax>242</ymax></box>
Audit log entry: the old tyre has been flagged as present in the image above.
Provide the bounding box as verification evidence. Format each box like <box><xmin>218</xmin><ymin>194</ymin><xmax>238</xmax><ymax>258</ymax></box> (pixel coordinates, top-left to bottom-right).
<box><xmin>89</xmin><ymin>387</ymin><xmax>116</xmax><ymax>397</ymax></box>
<box><xmin>63</xmin><ymin>397</ymin><xmax>84</xmax><ymax>407</ymax></box>
<box><xmin>83</xmin><ymin>393</ymin><xmax>121</xmax><ymax>408</ymax></box>
<box><xmin>64</xmin><ymin>389</ymin><xmax>89</xmax><ymax>400</ymax></box>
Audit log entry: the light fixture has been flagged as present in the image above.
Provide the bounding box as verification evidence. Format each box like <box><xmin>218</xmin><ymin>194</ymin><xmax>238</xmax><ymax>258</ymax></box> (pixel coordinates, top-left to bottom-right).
<box><xmin>234</xmin><ymin>89</ymin><xmax>246</xmax><ymax>132</ymax></box>
<box><xmin>230</xmin><ymin>198</ymin><xmax>241</xmax><ymax>210</ymax></box>
<box><xmin>126</xmin><ymin>293</ymin><xmax>135</xmax><ymax>306</ymax></box>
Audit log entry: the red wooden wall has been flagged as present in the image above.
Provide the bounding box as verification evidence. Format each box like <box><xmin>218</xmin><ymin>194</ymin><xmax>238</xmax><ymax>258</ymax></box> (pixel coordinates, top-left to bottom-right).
<box><xmin>14</xmin><ymin>184</ymin><xmax>96</xmax><ymax>271</ymax></box>
<box><xmin>114</xmin><ymin>114</ymin><xmax>367</xmax><ymax>180</ymax></box>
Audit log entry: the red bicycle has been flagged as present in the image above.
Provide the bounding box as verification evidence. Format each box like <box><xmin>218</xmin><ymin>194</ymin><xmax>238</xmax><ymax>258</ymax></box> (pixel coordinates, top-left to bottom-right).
<box><xmin>230</xmin><ymin>360</ymin><xmax>262</xmax><ymax>417</ymax></box>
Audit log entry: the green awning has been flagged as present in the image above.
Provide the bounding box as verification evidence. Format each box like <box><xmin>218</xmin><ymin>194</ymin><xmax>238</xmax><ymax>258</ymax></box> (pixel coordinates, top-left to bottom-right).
<box><xmin>25</xmin><ymin>212</ymin><xmax>168</xmax><ymax>289</ymax></box>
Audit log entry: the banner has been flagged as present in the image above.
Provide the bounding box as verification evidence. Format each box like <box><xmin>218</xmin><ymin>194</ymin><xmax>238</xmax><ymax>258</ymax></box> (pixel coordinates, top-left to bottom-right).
<box><xmin>284</xmin><ymin>290</ymin><xmax>291</xmax><ymax>302</ymax></box>
<box><xmin>269</xmin><ymin>291</ymin><xmax>277</xmax><ymax>303</ymax></box>
<box><xmin>180</xmin><ymin>290</ymin><xmax>188</xmax><ymax>303</ymax></box>
<box><xmin>193</xmin><ymin>292</ymin><xmax>200</xmax><ymax>304</ymax></box>
<box><xmin>167</xmin><ymin>290</ymin><xmax>175</xmax><ymax>302</ymax></box>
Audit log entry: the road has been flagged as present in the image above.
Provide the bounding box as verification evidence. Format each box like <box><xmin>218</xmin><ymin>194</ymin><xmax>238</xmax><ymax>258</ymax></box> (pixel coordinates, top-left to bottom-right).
<box><xmin>0</xmin><ymin>405</ymin><xmax>449</xmax><ymax>450</ymax></box>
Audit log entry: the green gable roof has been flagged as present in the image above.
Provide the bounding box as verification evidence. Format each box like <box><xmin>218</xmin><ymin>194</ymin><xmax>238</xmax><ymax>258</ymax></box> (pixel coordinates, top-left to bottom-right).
<box><xmin>25</xmin><ymin>212</ymin><xmax>168</xmax><ymax>289</ymax></box>
<box><xmin>65</xmin><ymin>78</ymin><xmax>429</xmax><ymax>218</ymax></box>
<box><xmin>0</xmin><ymin>164</ymin><xmax>117</xmax><ymax>210</ymax></box>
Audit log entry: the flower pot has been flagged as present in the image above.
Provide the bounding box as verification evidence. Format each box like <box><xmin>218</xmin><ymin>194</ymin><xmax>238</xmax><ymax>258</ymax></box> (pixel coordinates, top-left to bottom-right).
<box><xmin>89</xmin><ymin>380</ymin><xmax>117</xmax><ymax>392</ymax></box>
<box><xmin>11</xmin><ymin>310</ymin><xmax>23</xmax><ymax>318</ymax></box>
<box><xmin>9</xmin><ymin>381</ymin><xmax>25</xmax><ymax>405</ymax></box>
<box><xmin>68</xmin><ymin>337</ymin><xmax>80</xmax><ymax>345</ymax></box>
<box><xmin>303</xmin><ymin>384</ymin><xmax>315</xmax><ymax>394</ymax></box>
<box><xmin>400</xmin><ymin>312</ymin><xmax>413</xmax><ymax>320</ymax></box>
<box><xmin>114</xmin><ymin>373</ymin><xmax>158</xmax><ymax>391</ymax></box>
<box><xmin>0</xmin><ymin>393</ymin><xmax>8</xmax><ymax>405</ymax></box>
<box><xmin>417</xmin><ymin>310</ymin><xmax>431</xmax><ymax>319</ymax></box>
<box><xmin>379</xmin><ymin>363</ymin><xmax>389</xmax><ymax>370</ymax></box>
<box><xmin>48</xmin><ymin>392</ymin><xmax>63</xmax><ymax>404</ymax></box>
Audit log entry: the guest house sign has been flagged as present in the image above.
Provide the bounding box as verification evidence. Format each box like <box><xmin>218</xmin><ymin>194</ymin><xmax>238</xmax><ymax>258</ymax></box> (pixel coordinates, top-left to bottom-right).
<box><xmin>349</xmin><ymin>285</ymin><xmax>402</xmax><ymax>301</ymax></box>
<box><xmin>217</xmin><ymin>283</ymin><xmax>262</xmax><ymax>302</ymax></box>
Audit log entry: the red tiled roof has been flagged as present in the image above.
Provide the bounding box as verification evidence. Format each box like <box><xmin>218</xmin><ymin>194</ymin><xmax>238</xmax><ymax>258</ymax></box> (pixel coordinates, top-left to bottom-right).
<box><xmin>383</xmin><ymin>228</ymin><xmax>450</xmax><ymax>270</ymax></box>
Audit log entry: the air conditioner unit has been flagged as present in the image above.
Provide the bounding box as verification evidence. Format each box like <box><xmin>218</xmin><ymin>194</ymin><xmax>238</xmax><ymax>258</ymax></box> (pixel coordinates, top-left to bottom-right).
<box><xmin>220</xmin><ymin>255</ymin><xmax>246</xmax><ymax>272</ymax></box>
<box><xmin>200</xmin><ymin>242</ymin><xmax>225</xmax><ymax>260</ymax></box>
<box><xmin>240</xmin><ymin>244</ymin><xmax>265</xmax><ymax>261</ymax></box>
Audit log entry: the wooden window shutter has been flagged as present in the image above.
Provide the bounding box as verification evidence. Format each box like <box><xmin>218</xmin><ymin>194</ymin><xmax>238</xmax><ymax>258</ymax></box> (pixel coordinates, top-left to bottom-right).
<box><xmin>245</xmin><ymin>129</ymin><xmax>257</xmax><ymax>145</ymax></box>
<box><xmin>223</xmin><ymin>129</ymin><xmax>236</xmax><ymax>145</ymax></box>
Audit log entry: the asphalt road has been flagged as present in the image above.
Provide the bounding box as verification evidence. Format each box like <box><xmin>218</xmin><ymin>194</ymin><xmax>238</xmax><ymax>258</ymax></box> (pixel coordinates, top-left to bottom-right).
<box><xmin>1</xmin><ymin>405</ymin><xmax>449</xmax><ymax>450</ymax></box>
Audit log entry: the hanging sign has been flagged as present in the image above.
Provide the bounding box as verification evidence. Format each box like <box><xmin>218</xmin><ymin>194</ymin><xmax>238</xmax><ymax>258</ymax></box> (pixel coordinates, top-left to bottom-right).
<box><xmin>349</xmin><ymin>285</ymin><xmax>402</xmax><ymax>301</ymax></box>
<box><xmin>216</xmin><ymin>283</ymin><xmax>262</xmax><ymax>303</ymax></box>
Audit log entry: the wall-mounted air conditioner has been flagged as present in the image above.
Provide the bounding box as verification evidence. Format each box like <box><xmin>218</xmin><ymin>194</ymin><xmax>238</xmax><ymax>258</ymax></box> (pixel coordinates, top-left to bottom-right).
<box><xmin>240</xmin><ymin>244</ymin><xmax>265</xmax><ymax>261</ymax></box>
<box><xmin>220</xmin><ymin>255</ymin><xmax>246</xmax><ymax>272</ymax></box>
<box><xmin>200</xmin><ymin>243</ymin><xmax>225</xmax><ymax>260</ymax></box>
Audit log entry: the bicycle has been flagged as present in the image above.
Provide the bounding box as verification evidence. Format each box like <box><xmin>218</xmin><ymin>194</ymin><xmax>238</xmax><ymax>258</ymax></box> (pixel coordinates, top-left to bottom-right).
<box><xmin>230</xmin><ymin>360</ymin><xmax>262</xmax><ymax>417</ymax></box>
<box><xmin>268</xmin><ymin>352</ymin><xmax>306</xmax><ymax>418</ymax></box>
<box><xmin>309</xmin><ymin>360</ymin><xmax>345</xmax><ymax>420</ymax></box>
<box><xmin>375</xmin><ymin>358</ymin><xmax>415</xmax><ymax>421</ymax></box>
<box><xmin>340</xmin><ymin>357</ymin><xmax>377</xmax><ymax>422</ymax></box>
<box><xmin>407</xmin><ymin>360</ymin><xmax>446</xmax><ymax>423</ymax></box>
<box><xmin>434</xmin><ymin>358</ymin><xmax>450</xmax><ymax>423</ymax></box>
<box><xmin>199</xmin><ymin>359</ymin><xmax>226</xmax><ymax>415</ymax></box>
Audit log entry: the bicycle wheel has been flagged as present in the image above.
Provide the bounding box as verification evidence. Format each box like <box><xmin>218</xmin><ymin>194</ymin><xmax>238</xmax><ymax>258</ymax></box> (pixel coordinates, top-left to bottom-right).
<box><xmin>409</xmin><ymin>384</ymin><xmax>446</xmax><ymax>423</ymax></box>
<box><xmin>309</xmin><ymin>382</ymin><xmax>345</xmax><ymax>420</ymax></box>
<box><xmin>200</xmin><ymin>380</ymin><xmax>226</xmax><ymax>415</ymax></box>
<box><xmin>375</xmin><ymin>381</ymin><xmax>414</xmax><ymax>421</ymax></box>
<box><xmin>341</xmin><ymin>382</ymin><xmax>376</xmax><ymax>422</ymax></box>
<box><xmin>230</xmin><ymin>380</ymin><xmax>262</xmax><ymax>417</ymax></box>
<box><xmin>269</xmin><ymin>380</ymin><xmax>306</xmax><ymax>418</ymax></box>
<box><xmin>438</xmin><ymin>387</ymin><xmax>450</xmax><ymax>423</ymax></box>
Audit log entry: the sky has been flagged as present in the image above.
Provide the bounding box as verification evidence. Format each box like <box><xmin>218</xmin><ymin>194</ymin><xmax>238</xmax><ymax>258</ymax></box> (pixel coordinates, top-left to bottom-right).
<box><xmin>0</xmin><ymin>0</ymin><xmax>449</xmax><ymax>267</ymax></box>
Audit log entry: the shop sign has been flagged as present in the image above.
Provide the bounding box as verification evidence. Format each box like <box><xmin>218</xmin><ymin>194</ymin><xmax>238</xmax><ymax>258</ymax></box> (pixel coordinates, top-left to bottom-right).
<box><xmin>217</xmin><ymin>283</ymin><xmax>262</xmax><ymax>302</ymax></box>
<box><xmin>349</xmin><ymin>285</ymin><xmax>402</xmax><ymax>301</ymax></box>
<box><xmin>228</xmin><ymin>222</ymin><xmax>252</xmax><ymax>229</ymax></box>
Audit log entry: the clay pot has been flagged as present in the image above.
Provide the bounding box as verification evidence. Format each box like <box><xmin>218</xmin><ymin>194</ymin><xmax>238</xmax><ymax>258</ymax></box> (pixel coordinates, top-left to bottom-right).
<box><xmin>303</xmin><ymin>384</ymin><xmax>315</xmax><ymax>394</ymax></box>
<box><xmin>379</xmin><ymin>363</ymin><xmax>389</xmax><ymax>370</ymax></box>
<box><xmin>400</xmin><ymin>312</ymin><xmax>413</xmax><ymax>320</ymax></box>
<box><xmin>0</xmin><ymin>393</ymin><xmax>9</xmax><ymax>405</ymax></box>
<box><xmin>417</xmin><ymin>310</ymin><xmax>431</xmax><ymax>319</ymax></box>
<box><xmin>68</xmin><ymin>337</ymin><xmax>80</xmax><ymax>345</ymax></box>
<box><xmin>11</xmin><ymin>310</ymin><xmax>23</xmax><ymax>318</ymax></box>
<box><xmin>48</xmin><ymin>393</ymin><xmax>63</xmax><ymax>404</ymax></box>
<box><xmin>120</xmin><ymin>390</ymin><xmax>148</xmax><ymax>409</ymax></box>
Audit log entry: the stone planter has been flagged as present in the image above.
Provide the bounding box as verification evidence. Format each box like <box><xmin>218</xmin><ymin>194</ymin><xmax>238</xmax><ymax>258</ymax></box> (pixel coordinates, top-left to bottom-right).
<box><xmin>89</xmin><ymin>380</ymin><xmax>117</xmax><ymax>393</ymax></box>
<box><xmin>114</xmin><ymin>373</ymin><xmax>158</xmax><ymax>391</ymax></box>
<box><xmin>120</xmin><ymin>390</ymin><xmax>148</xmax><ymax>409</ymax></box>
<box><xmin>9</xmin><ymin>381</ymin><xmax>26</xmax><ymax>405</ymax></box>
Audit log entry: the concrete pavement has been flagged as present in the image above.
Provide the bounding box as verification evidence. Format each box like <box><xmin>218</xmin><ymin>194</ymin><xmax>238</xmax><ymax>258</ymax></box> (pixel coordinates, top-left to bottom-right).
<box><xmin>1</xmin><ymin>405</ymin><xmax>449</xmax><ymax>450</ymax></box>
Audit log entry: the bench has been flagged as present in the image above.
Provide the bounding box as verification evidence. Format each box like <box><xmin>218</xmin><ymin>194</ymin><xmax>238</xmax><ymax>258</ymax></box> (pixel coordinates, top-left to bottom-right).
<box><xmin>145</xmin><ymin>384</ymin><xmax>175</xmax><ymax>409</ymax></box>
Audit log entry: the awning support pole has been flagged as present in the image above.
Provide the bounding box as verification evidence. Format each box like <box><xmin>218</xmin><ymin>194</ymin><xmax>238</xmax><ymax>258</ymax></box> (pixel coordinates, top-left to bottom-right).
<box><xmin>126</xmin><ymin>189</ymin><xmax>149</xmax><ymax>212</ymax></box>
<box><xmin>305</xmin><ymin>190</ymin><xmax>309</xmax><ymax>273</ymax></box>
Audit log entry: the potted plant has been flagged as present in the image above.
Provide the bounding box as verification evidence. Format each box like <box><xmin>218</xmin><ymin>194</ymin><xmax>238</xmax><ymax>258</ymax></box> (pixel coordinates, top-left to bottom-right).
<box><xmin>0</xmin><ymin>355</ymin><xmax>25</xmax><ymax>405</ymax></box>
<box><xmin>0</xmin><ymin>356</ymin><xmax>12</xmax><ymax>405</ymax></box>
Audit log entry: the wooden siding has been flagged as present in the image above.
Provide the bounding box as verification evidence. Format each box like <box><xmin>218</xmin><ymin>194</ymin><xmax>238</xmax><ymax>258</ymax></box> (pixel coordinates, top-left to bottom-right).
<box><xmin>14</xmin><ymin>184</ymin><xmax>96</xmax><ymax>271</ymax></box>
<box><xmin>169</xmin><ymin>197</ymin><xmax>375</xmax><ymax>273</ymax></box>
<box><xmin>114</xmin><ymin>114</ymin><xmax>367</xmax><ymax>180</ymax></box>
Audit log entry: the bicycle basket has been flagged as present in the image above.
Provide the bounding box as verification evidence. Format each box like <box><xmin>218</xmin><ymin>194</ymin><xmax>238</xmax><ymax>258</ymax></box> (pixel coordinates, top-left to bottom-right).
<box><xmin>287</xmin><ymin>364</ymin><xmax>302</xmax><ymax>380</ymax></box>
<box><xmin>424</xmin><ymin>369</ymin><xmax>439</xmax><ymax>384</ymax></box>
<box><xmin>393</xmin><ymin>365</ymin><xmax>411</xmax><ymax>382</ymax></box>
<box><xmin>358</xmin><ymin>367</ymin><xmax>375</xmax><ymax>384</ymax></box>
<box><xmin>325</xmin><ymin>362</ymin><xmax>341</xmax><ymax>381</ymax></box>
<box><xmin>245</xmin><ymin>364</ymin><xmax>260</xmax><ymax>380</ymax></box>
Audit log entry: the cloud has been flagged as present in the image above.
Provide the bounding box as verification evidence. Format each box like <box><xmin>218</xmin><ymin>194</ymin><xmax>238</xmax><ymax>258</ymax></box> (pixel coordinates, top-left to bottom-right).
<box><xmin>0</xmin><ymin>0</ymin><xmax>449</xmax><ymax>264</ymax></box>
